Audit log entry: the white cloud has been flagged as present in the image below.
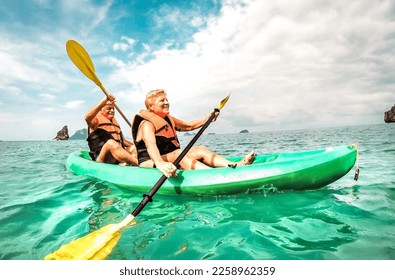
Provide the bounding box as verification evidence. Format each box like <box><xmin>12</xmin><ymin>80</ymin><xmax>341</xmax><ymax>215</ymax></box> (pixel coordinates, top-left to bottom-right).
<box><xmin>113</xmin><ymin>36</ymin><xmax>136</xmax><ymax>52</ymax></box>
<box><xmin>65</xmin><ymin>100</ymin><xmax>85</xmax><ymax>109</ymax></box>
<box><xmin>40</xmin><ymin>93</ymin><xmax>57</xmax><ymax>101</ymax></box>
<box><xmin>43</xmin><ymin>107</ymin><xmax>56</xmax><ymax>112</ymax></box>
<box><xmin>1</xmin><ymin>0</ymin><xmax>393</xmax><ymax>140</ymax></box>
<box><xmin>190</xmin><ymin>16</ymin><xmax>204</xmax><ymax>28</ymax></box>
<box><xmin>0</xmin><ymin>48</ymin><xmax>42</xmax><ymax>85</ymax></box>
<box><xmin>60</xmin><ymin>0</ymin><xmax>114</xmax><ymax>36</ymax></box>
<box><xmin>113</xmin><ymin>42</ymin><xmax>130</xmax><ymax>52</ymax></box>
<box><xmin>151</xmin><ymin>4</ymin><xmax>208</xmax><ymax>36</ymax></box>
<box><xmin>0</xmin><ymin>112</ymin><xmax>15</xmax><ymax>124</ymax></box>
<box><xmin>103</xmin><ymin>56</ymin><xmax>125</xmax><ymax>67</ymax></box>
<box><xmin>116</xmin><ymin>0</ymin><xmax>395</xmax><ymax>132</ymax></box>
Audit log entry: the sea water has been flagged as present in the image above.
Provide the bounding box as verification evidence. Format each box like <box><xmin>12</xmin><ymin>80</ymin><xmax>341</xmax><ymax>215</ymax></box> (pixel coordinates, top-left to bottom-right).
<box><xmin>0</xmin><ymin>123</ymin><xmax>394</xmax><ymax>260</ymax></box>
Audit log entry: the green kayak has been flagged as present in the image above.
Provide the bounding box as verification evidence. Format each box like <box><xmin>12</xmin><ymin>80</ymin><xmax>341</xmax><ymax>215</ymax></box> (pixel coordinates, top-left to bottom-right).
<box><xmin>65</xmin><ymin>145</ymin><xmax>357</xmax><ymax>196</ymax></box>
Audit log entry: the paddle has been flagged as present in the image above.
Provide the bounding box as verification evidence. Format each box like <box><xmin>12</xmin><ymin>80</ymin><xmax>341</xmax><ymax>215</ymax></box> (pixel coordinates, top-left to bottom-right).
<box><xmin>44</xmin><ymin>94</ymin><xmax>230</xmax><ymax>260</ymax></box>
<box><xmin>66</xmin><ymin>40</ymin><xmax>131</xmax><ymax>127</ymax></box>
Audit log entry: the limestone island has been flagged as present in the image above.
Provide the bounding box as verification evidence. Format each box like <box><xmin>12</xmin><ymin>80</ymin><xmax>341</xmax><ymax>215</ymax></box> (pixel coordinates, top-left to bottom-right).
<box><xmin>53</xmin><ymin>125</ymin><xmax>69</xmax><ymax>140</ymax></box>
<box><xmin>70</xmin><ymin>128</ymin><xmax>88</xmax><ymax>140</ymax></box>
<box><xmin>384</xmin><ymin>104</ymin><xmax>395</xmax><ymax>123</ymax></box>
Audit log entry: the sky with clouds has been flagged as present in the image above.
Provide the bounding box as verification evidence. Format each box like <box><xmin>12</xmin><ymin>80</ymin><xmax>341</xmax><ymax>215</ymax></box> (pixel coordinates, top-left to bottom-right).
<box><xmin>0</xmin><ymin>0</ymin><xmax>394</xmax><ymax>141</ymax></box>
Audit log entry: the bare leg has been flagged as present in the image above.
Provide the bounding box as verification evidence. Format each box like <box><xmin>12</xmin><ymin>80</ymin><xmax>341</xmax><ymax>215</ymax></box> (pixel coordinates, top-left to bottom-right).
<box><xmin>187</xmin><ymin>146</ymin><xmax>230</xmax><ymax>167</ymax></box>
<box><xmin>96</xmin><ymin>140</ymin><xmax>138</xmax><ymax>165</ymax></box>
<box><xmin>162</xmin><ymin>149</ymin><xmax>211</xmax><ymax>170</ymax></box>
<box><xmin>139</xmin><ymin>147</ymin><xmax>255</xmax><ymax>172</ymax></box>
<box><xmin>187</xmin><ymin>146</ymin><xmax>255</xmax><ymax>167</ymax></box>
<box><xmin>139</xmin><ymin>149</ymin><xmax>210</xmax><ymax>175</ymax></box>
<box><xmin>236</xmin><ymin>151</ymin><xmax>255</xmax><ymax>166</ymax></box>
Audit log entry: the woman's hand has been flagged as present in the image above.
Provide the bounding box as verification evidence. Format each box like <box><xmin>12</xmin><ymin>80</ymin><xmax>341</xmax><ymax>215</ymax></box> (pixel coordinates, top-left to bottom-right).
<box><xmin>156</xmin><ymin>161</ymin><xmax>177</xmax><ymax>178</ymax></box>
<box><xmin>207</xmin><ymin>110</ymin><xmax>219</xmax><ymax>122</ymax></box>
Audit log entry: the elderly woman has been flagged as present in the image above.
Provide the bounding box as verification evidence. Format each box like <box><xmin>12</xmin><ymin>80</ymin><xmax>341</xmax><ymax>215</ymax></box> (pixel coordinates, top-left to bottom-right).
<box><xmin>131</xmin><ymin>89</ymin><xmax>255</xmax><ymax>177</ymax></box>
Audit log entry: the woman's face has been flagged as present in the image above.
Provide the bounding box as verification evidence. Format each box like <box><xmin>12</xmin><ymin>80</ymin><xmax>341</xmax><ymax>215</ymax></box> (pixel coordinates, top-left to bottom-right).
<box><xmin>150</xmin><ymin>93</ymin><xmax>170</xmax><ymax>117</ymax></box>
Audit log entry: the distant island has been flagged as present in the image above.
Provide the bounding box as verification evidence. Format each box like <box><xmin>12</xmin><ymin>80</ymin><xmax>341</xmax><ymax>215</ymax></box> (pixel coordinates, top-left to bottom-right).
<box><xmin>70</xmin><ymin>128</ymin><xmax>87</xmax><ymax>140</ymax></box>
<box><xmin>53</xmin><ymin>125</ymin><xmax>69</xmax><ymax>140</ymax></box>
<box><xmin>53</xmin><ymin>126</ymin><xmax>87</xmax><ymax>140</ymax></box>
<box><xmin>55</xmin><ymin>127</ymin><xmax>253</xmax><ymax>140</ymax></box>
<box><xmin>384</xmin><ymin>104</ymin><xmax>395</xmax><ymax>123</ymax></box>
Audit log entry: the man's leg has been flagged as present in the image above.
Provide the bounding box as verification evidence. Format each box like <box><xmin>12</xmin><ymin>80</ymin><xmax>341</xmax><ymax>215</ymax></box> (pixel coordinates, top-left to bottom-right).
<box><xmin>96</xmin><ymin>140</ymin><xmax>138</xmax><ymax>165</ymax></box>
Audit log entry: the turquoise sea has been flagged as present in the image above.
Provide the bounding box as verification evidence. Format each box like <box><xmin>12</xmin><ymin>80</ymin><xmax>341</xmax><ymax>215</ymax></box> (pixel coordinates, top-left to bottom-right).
<box><xmin>0</xmin><ymin>123</ymin><xmax>394</xmax><ymax>260</ymax></box>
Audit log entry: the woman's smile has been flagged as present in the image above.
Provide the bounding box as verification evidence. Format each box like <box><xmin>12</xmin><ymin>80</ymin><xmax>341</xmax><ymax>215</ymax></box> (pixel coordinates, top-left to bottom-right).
<box><xmin>151</xmin><ymin>93</ymin><xmax>170</xmax><ymax>117</ymax></box>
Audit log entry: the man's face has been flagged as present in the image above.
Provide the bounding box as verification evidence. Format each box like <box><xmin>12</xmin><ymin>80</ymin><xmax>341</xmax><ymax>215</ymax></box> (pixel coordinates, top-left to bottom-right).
<box><xmin>102</xmin><ymin>105</ymin><xmax>115</xmax><ymax>119</ymax></box>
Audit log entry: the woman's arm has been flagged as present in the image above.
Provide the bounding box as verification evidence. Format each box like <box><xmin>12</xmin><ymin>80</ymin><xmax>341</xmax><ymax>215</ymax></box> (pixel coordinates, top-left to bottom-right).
<box><xmin>173</xmin><ymin>111</ymin><xmax>218</xmax><ymax>131</ymax></box>
<box><xmin>140</xmin><ymin>121</ymin><xmax>177</xmax><ymax>177</ymax></box>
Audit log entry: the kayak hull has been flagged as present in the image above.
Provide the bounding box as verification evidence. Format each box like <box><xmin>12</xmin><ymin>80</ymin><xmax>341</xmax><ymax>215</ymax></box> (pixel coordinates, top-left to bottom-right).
<box><xmin>65</xmin><ymin>145</ymin><xmax>357</xmax><ymax>196</ymax></box>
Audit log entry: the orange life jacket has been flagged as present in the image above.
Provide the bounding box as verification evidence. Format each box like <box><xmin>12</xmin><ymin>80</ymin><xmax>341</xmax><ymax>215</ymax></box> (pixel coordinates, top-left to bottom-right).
<box><xmin>93</xmin><ymin>112</ymin><xmax>123</xmax><ymax>142</ymax></box>
<box><xmin>86</xmin><ymin>112</ymin><xmax>124</xmax><ymax>160</ymax></box>
<box><xmin>132</xmin><ymin>110</ymin><xmax>180</xmax><ymax>163</ymax></box>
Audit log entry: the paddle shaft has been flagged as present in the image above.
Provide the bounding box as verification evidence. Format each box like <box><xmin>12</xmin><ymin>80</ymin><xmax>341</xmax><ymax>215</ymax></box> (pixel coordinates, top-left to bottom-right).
<box><xmin>131</xmin><ymin>108</ymin><xmax>220</xmax><ymax>217</ymax></box>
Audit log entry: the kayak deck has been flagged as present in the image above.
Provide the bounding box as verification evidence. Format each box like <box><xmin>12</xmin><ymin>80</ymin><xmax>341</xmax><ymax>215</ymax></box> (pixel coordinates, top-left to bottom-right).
<box><xmin>66</xmin><ymin>145</ymin><xmax>357</xmax><ymax>196</ymax></box>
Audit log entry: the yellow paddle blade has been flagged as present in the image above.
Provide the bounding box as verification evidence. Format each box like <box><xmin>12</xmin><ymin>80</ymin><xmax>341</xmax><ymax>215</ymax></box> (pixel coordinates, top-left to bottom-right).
<box><xmin>44</xmin><ymin>223</ymin><xmax>122</xmax><ymax>260</ymax></box>
<box><xmin>216</xmin><ymin>93</ymin><xmax>231</xmax><ymax>110</ymax></box>
<box><xmin>45</xmin><ymin>214</ymin><xmax>136</xmax><ymax>260</ymax></box>
<box><xmin>66</xmin><ymin>40</ymin><xmax>102</xmax><ymax>86</ymax></box>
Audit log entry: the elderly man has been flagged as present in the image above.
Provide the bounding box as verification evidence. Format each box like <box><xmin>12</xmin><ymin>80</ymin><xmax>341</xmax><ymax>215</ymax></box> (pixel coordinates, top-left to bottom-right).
<box><xmin>85</xmin><ymin>94</ymin><xmax>137</xmax><ymax>165</ymax></box>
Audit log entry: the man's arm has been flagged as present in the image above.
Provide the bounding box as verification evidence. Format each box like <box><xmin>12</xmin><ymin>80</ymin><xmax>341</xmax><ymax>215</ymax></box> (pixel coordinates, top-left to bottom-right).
<box><xmin>85</xmin><ymin>97</ymin><xmax>108</xmax><ymax>125</ymax></box>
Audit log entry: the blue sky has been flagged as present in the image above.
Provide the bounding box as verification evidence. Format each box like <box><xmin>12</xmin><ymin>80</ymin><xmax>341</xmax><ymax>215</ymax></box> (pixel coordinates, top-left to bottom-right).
<box><xmin>0</xmin><ymin>0</ymin><xmax>394</xmax><ymax>140</ymax></box>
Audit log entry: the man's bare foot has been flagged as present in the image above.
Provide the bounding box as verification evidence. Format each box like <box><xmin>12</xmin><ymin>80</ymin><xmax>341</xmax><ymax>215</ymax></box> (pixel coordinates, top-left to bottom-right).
<box><xmin>237</xmin><ymin>151</ymin><xmax>255</xmax><ymax>166</ymax></box>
